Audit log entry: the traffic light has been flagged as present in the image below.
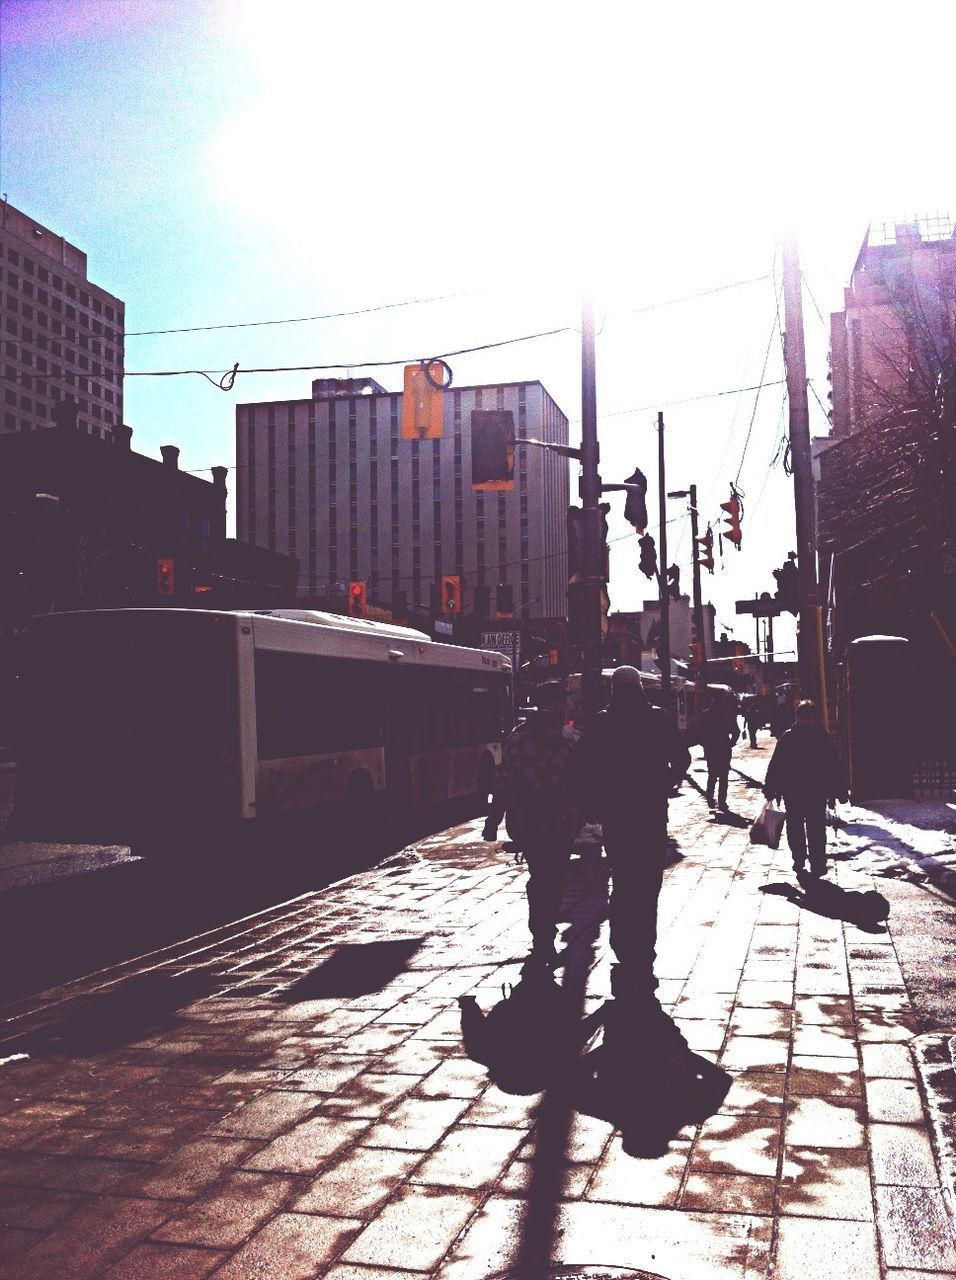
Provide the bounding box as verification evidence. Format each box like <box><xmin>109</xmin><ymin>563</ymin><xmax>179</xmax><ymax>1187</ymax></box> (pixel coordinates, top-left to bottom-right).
<box><xmin>402</xmin><ymin>360</ymin><xmax>451</xmax><ymax>440</ymax></box>
<box><xmin>473</xmin><ymin>584</ymin><xmax>491</xmax><ymax>617</ymax></box>
<box><xmin>623</xmin><ymin>467</ymin><xmax>648</xmax><ymax>532</ymax></box>
<box><xmin>391</xmin><ymin>589</ymin><xmax>408</xmax><ymax>624</ymax></box>
<box><xmin>470</xmin><ymin>410</ymin><xmax>515</xmax><ymax>490</ymax></box>
<box><xmin>156</xmin><ymin>558</ymin><xmax>175</xmax><ymax>596</ymax></box>
<box><xmin>638</xmin><ymin>534</ymin><xmax>658</xmax><ymax>579</ymax></box>
<box><xmin>666</xmin><ymin>564</ymin><xmax>681</xmax><ymax>600</ymax></box>
<box><xmin>773</xmin><ymin>553</ymin><xmax>799</xmax><ymax>614</ymax></box>
<box><xmin>495</xmin><ymin>582</ymin><xmax>514</xmax><ymax>620</ymax></box>
<box><xmin>348</xmin><ymin>580</ymin><xmax>367</xmax><ymax>617</ymax></box>
<box><xmin>720</xmin><ymin>487</ymin><xmax>743</xmax><ymax>548</ymax></box>
<box><xmin>441</xmin><ymin>574</ymin><xmax>461</xmax><ymax>616</ymax></box>
<box><xmin>696</xmin><ymin>526</ymin><xmax>715</xmax><ymax>573</ymax></box>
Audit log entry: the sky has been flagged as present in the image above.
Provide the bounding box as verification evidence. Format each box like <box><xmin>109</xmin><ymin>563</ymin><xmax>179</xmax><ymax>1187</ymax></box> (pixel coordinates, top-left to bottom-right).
<box><xmin>3</xmin><ymin>0</ymin><xmax>955</xmax><ymax>648</ymax></box>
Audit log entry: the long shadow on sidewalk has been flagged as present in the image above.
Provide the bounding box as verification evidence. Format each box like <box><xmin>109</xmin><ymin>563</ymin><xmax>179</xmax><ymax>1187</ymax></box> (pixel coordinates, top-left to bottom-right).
<box><xmin>760</xmin><ymin>880</ymin><xmax>890</xmax><ymax>933</ymax></box>
<box><xmin>458</xmin><ymin>856</ymin><xmax>731</xmax><ymax>1275</ymax></box>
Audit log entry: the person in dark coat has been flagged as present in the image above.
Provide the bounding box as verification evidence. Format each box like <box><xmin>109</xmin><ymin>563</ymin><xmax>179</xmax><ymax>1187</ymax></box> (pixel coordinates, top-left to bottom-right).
<box><xmin>695</xmin><ymin>692</ymin><xmax>740</xmax><ymax>810</ymax></box>
<box><xmin>576</xmin><ymin>666</ymin><xmax>690</xmax><ymax>1000</ymax></box>
<box><xmin>743</xmin><ymin>696</ymin><xmax>764</xmax><ymax>748</ymax></box>
<box><xmin>763</xmin><ymin>698</ymin><xmax>846</xmax><ymax>882</ymax></box>
<box><xmin>482</xmin><ymin>681</ymin><xmax>582</xmax><ymax>968</ymax></box>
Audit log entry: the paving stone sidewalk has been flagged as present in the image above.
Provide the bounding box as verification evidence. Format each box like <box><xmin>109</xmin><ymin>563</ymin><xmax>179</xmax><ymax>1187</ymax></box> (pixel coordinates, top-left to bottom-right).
<box><xmin>0</xmin><ymin>746</ymin><xmax>954</xmax><ymax>1279</ymax></box>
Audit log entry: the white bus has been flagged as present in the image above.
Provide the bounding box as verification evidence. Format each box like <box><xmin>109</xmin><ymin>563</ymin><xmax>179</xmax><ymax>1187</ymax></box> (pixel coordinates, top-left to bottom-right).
<box><xmin>12</xmin><ymin>608</ymin><xmax>512</xmax><ymax>860</ymax></box>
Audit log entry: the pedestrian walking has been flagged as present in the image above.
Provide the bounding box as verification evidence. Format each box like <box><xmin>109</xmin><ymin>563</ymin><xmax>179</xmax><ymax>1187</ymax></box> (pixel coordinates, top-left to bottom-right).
<box><xmin>482</xmin><ymin>681</ymin><xmax>582</xmax><ymax>968</ymax></box>
<box><xmin>695</xmin><ymin>691</ymin><xmax>740</xmax><ymax>810</ymax></box>
<box><xmin>763</xmin><ymin>699</ymin><xmax>846</xmax><ymax>883</ymax></box>
<box><xmin>575</xmin><ymin>666</ymin><xmax>690</xmax><ymax>1001</ymax></box>
<box><xmin>743</xmin><ymin>696</ymin><xmax>763</xmax><ymax>748</ymax></box>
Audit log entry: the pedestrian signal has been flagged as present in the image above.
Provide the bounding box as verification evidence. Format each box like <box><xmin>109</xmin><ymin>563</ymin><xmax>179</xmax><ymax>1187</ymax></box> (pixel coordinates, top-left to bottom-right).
<box><xmin>156</xmin><ymin>558</ymin><xmax>175</xmax><ymax>596</ymax></box>
<box><xmin>348</xmin><ymin>580</ymin><xmax>367</xmax><ymax>617</ymax></box>
<box><xmin>773</xmin><ymin>553</ymin><xmax>799</xmax><ymax>614</ymax></box>
<box><xmin>441</xmin><ymin>574</ymin><xmax>461</xmax><ymax>616</ymax></box>
<box><xmin>720</xmin><ymin>487</ymin><xmax>743</xmax><ymax>548</ymax></box>
<box><xmin>470</xmin><ymin>410</ymin><xmax>515</xmax><ymax>490</ymax></box>
<box><xmin>495</xmin><ymin>582</ymin><xmax>514</xmax><ymax>620</ymax></box>
<box><xmin>402</xmin><ymin>360</ymin><xmax>451</xmax><ymax>440</ymax></box>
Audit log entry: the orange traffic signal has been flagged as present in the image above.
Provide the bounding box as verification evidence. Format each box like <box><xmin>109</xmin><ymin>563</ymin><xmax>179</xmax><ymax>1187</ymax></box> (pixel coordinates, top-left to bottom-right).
<box><xmin>402</xmin><ymin>360</ymin><xmax>452</xmax><ymax>440</ymax></box>
<box><xmin>348</xmin><ymin>580</ymin><xmax>367</xmax><ymax>617</ymax></box>
<box><xmin>441</xmin><ymin>574</ymin><xmax>461</xmax><ymax>616</ymax></box>
<box><xmin>720</xmin><ymin>488</ymin><xmax>742</xmax><ymax>548</ymax></box>
<box><xmin>696</xmin><ymin>526</ymin><xmax>715</xmax><ymax>573</ymax></box>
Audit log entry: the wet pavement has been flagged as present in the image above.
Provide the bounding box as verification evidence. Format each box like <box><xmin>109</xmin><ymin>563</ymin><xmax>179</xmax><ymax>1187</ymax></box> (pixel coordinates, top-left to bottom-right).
<box><xmin>0</xmin><ymin>743</ymin><xmax>955</xmax><ymax>1278</ymax></box>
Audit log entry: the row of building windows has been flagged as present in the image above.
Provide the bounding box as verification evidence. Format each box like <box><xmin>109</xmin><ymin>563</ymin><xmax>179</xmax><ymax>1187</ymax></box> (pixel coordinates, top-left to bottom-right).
<box><xmin>2</xmin><ymin>311</ymin><xmax>120</xmax><ymax>371</ymax></box>
<box><xmin>3</xmin><ymin>246</ymin><xmax>122</xmax><ymax>323</ymax></box>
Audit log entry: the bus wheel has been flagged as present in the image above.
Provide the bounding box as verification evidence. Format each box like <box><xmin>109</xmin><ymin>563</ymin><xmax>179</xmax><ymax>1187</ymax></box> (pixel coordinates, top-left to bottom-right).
<box><xmin>342</xmin><ymin>771</ymin><xmax>381</xmax><ymax>854</ymax></box>
<box><xmin>476</xmin><ymin>752</ymin><xmax>496</xmax><ymax>812</ymax></box>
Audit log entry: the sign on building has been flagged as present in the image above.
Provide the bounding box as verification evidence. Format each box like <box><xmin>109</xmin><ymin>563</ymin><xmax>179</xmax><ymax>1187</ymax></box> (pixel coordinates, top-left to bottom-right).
<box><xmin>480</xmin><ymin>630</ymin><xmax>521</xmax><ymax>670</ymax></box>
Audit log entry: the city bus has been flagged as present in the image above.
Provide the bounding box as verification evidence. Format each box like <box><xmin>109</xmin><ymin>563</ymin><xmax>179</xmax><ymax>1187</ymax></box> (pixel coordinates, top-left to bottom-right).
<box><xmin>11</xmin><ymin>608</ymin><xmax>512</xmax><ymax>860</ymax></box>
<box><xmin>566</xmin><ymin>667</ymin><xmax>700</xmax><ymax>732</ymax></box>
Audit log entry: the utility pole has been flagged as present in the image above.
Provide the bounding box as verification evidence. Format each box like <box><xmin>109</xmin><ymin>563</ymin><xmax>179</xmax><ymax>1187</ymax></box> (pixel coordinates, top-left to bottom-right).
<box><xmin>781</xmin><ymin>235</ymin><xmax>821</xmax><ymax>704</ymax></box>
<box><xmin>657</xmin><ymin>412</ymin><xmax>671</xmax><ymax>702</ymax></box>
<box><xmin>688</xmin><ymin>483</ymin><xmax>706</xmax><ymax>683</ymax></box>
<box><xmin>579</xmin><ymin>297</ymin><xmax>605</xmax><ymax>720</ymax></box>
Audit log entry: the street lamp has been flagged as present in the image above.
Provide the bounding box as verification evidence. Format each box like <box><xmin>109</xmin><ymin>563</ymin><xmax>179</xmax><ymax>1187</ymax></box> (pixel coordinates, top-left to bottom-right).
<box><xmin>666</xmin><ymin>484</ymin><xmax>707</xmax><ymax>681</ymax></box>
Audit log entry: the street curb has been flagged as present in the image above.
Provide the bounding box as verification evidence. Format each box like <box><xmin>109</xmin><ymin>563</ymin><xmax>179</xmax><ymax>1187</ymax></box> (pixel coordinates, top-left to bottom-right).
<box><xmin>913</xmin><ymin>1032</ymin><xmax>956</xmax><ymax>1223</ymax></box>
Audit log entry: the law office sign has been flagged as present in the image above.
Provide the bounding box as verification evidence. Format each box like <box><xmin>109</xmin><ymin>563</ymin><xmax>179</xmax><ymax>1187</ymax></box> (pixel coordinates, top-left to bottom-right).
<box><xmin>480</xmin><ymin>630</ymin><xmax>521</xmax><ymax>670</ymax></box>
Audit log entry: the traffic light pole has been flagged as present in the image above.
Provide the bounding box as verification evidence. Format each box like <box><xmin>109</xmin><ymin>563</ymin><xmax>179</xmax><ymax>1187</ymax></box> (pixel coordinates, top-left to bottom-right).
<box><xmin>657</xmin><ymin>413</ymin><xmax>671</xmax><ymax>702</ymax></box>
<box><xmin>689</xmin><ymin>483</ymin><xmax>706</xmax><ymax>683</ymax></box>
<box><xmin>579</xmin><ymin>298</ymin><xmax>605</xmax><ymax>721</ymax></box>
<box><xmin>782</xmin><ymin>235</ymin><xmax>821</xmax><ymax>705</ymax></box>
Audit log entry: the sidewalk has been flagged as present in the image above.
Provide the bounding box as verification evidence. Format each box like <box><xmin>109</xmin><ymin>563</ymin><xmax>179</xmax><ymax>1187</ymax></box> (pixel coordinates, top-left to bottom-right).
<box><xmin>0</xmin><ymin>747</ymin><xmax>954</xmax><ymax>1279</ymax></box>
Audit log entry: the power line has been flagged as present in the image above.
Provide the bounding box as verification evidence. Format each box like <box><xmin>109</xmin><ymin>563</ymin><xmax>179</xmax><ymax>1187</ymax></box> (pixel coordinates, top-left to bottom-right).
<box><xmin>594</xmin><ymin>379</ymin><xmax>786</xmax><ymax>423</ymax></box>
<box><xmin>127</xmin><ymin>271</ymin><xmax>771</xmax><ymax>341</ymax></box>
<box><xmin>126</xmin><ymin>287</ymin><xmax>489</xmax><ymax>338</ymax></box>
<box><xmin>801</xmin><ymin>272</ymin><xmax>829</xmax><ymax>331</ymax></box>
<box><xmin>125</xmin><ymin>326</ymin><xmax>576</xmax><ymax>381</ymax></box>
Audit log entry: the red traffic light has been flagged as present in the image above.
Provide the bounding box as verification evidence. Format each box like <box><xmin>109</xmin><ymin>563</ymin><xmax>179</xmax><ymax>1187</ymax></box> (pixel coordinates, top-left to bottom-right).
<box><xmin>348</xmin><ymin>581</ymin><xmax>367</xmax><ymax>617</ymax></box>
<box><xmin>720</xmin><ymin>487</ymin><xmax>743</xmax><ymax>548</ymax></box>
<box><xmin>156</xmin><ymin>558</ymin><xmax>175</xmax><ymax>596</ymax></box>
<box><xmin>696</xmin><ymin>527</ymin><xmax>715</xmax><ymax>573</ymax></box>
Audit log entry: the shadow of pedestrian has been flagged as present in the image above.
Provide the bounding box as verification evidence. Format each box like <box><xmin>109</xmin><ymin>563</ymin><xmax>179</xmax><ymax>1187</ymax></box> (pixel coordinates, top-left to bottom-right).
<box><xmin>712</xmin><ymin>809</ymin><xmax>751</xmax><ymax>828</ymax></box>
<box><xmin>575</xmin><ymin>997</ymin><xmax>732</xmax><ymax>1157</ymax></box>
<box><xmin>458</xmin><ymin>964</ymin><xmax>601</xmax><ymax>1095</ymax></box>
<box><xmin>760</xmin><ymin>880</ymin><xmax>890</xmax><ymax>933</ymax></box>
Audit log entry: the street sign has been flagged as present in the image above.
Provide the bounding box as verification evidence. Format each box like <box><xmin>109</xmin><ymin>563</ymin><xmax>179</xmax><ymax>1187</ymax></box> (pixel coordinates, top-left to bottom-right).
<box><xmin>434</xmin><ymin>619</ymin><xmax>454</xmax><ymax>636</ymax></box>
<box><xmin>480</xmin><ymin>630</ymin><xmax>521</xmax><ymax>670</ymax></box>
<box><xmin>736</xmin><ymin>592</ymin><xmax>782</xmax><ymax>619</ymax></box>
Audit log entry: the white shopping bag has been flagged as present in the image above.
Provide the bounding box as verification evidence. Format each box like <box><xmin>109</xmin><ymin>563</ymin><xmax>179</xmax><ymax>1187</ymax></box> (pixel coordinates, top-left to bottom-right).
<box><xmin>750</xmin><ymin>800</ymin><xmax>786</xmax><ymax>850</ymax></box>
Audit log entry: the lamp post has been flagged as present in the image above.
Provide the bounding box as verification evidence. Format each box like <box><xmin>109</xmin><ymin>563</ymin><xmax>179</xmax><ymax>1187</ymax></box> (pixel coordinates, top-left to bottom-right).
<box><xmin>666</xmin><ymin>484</ymin><xmax>707</xmax><ymax>683</ymax></box>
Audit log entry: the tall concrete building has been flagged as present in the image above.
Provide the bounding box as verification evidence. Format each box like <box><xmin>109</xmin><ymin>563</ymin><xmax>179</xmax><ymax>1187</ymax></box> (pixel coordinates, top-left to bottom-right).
<box><xmin>236</xmin><ymin>376</ymin><xmax>570</xmax><ymax>620</ymax></box>
<box><xmin>0</xmin><ymin>200</ymin><xmax>125</xmax><ymax>438</ymax></box>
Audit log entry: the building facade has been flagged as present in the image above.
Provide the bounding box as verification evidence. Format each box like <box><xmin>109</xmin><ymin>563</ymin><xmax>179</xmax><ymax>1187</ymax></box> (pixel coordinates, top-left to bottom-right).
<box><xmin>0</xmin><ymin>201</ymin><xmax>125</xmax><ymax>439</ymax></box>
<box><xmin>236</xmin><ymin>377</ymin><xmax>570</xmax><ymax>620</ymax></box>
<box><xmin>829</xmin><ymin>218</ymin><xmax>956</xmax><ymax>437</ymax></box>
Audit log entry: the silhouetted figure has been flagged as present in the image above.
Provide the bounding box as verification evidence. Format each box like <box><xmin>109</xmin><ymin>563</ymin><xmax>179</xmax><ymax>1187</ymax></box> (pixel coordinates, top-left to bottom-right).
<box><xmin>764</xmin><ymin>699</ymin><xmax>846</xmax><ymax>883</ymax></box>
<box><xmin>575</xmin><ymin>666</ymin><xmax>690</xmax><ymax>1004</ymax></box>
<box><xmin>743</xmin><ymin>696</ymin><xmax>764</xmax><ymax>748</ymax></box>
<box><xmin>695</xmin><ymin>691</ymin><xmax>740</xmax><ymax>810</ymax></box>
<box><xmin>483</xmin><ymin>681</ymin><xmax>582</xmax><ymax>969</ymax></box>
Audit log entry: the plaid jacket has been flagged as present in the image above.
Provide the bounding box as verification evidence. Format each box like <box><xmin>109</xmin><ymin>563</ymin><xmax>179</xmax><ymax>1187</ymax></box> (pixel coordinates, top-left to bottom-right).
<box><xmin>488</xmin><ymin>711</ymin><xmax>582</xmax><ymax>847</ymax></box>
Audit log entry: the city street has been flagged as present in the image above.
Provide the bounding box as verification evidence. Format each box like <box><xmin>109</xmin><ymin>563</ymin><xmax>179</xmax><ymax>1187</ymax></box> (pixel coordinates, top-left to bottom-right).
<box><xmin>1</xmin><ymin>743</ymin><xmax>955</xmax><ymax>1278</ymax></box>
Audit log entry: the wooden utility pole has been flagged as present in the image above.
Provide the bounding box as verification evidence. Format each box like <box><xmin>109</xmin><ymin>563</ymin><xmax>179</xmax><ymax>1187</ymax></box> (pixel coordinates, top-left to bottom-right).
<box><xmin>688</xmin><ymin>483</ymin><xmax>707</xmax><ymax>682</ymax></box>
<box><xmin>657</xmin><ymin>412</ymin><xmax>671</xmax><ymax>701</ymax></box>
<box><xmin>781</xmin><ymin>236</ymin><xmax>821</xmax><ymax>704</ymax></box>
<box><xmin>579</xmin><ymin>298</ymin><xmax>605</xmax><ymax>720</ymax></box>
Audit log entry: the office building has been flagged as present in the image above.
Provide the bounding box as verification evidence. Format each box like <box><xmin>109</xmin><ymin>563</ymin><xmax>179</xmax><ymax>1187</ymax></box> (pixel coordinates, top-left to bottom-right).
<box><xmin>236</xmin><ymin>376</ymin><xmax>570</xmax><ymax>620</ymax></box>
<box><xmin>0</xmin><ymin>200</ymin><xmax>124</xmax><ymax>438</ymax></box>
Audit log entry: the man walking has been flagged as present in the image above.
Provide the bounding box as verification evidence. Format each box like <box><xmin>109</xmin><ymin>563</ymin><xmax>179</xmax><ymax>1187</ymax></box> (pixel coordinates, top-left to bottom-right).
<box><xmin>482</xmin><ymin>681</ymin><xmax>582</xmax><ymax>968</ymax></box>
<box><xmin>695</xmin><ymin>691</ymin><xmax>740</xmax><ymax>811</ymax></box>
<box><xmin>576</xmin><ymin>666</ymin><xmax>690</xmax><ymax>1002</ymax></box>
<box><xmin>764</xmin><ymin>699</ymin><xmax>845</xmax><ymax>883</ymax></box>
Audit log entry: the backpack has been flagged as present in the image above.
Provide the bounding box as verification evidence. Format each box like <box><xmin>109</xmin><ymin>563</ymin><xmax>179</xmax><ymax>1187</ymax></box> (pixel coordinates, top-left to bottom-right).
<box><xmin>459</xmin><ymin>973</ymin><xmax>580</xmax><ymax>1093</ymax></box>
